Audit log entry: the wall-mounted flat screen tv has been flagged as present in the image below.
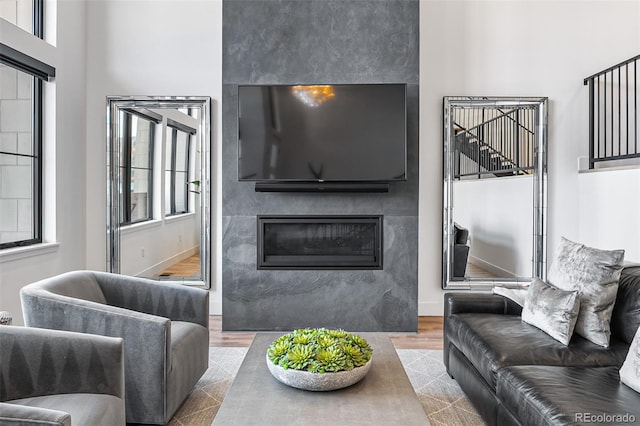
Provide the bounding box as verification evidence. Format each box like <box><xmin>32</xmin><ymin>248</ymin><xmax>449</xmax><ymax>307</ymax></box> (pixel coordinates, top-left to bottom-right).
<box><xmin>238</xmin><ymin>83</ymin><xmax>407</xmax><ymax>182</ymax></box>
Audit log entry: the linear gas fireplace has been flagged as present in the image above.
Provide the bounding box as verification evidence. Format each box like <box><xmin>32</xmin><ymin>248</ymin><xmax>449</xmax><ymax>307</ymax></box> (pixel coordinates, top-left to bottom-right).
<box><xmin>257</xmin><ymin>215</ymin><xmax>383</xmax><ymax>270</ymax></box>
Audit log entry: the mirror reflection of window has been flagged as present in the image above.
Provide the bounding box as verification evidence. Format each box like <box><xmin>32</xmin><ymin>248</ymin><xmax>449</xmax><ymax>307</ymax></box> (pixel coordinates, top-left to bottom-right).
<box><xmin>174</xmin><ymin>130</ymin><xmax>188</xmax><ymax>213</ymax></box>
<box><xmin>119</xmin><ymin>111</ymin><xmax>157</xmax><ymax>225</ymax></box>
<box><xmin>165</xmin><ymin>123</ymin><xmax>195</xmax><ymax>217</ymax></box>
<box><xmin>164</xmin><ymin>130</ymin><xmax>173</xmax><ymax>217</ymax></box>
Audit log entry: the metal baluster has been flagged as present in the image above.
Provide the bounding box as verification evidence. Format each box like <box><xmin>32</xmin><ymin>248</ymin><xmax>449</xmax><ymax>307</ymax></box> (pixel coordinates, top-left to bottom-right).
<box><xmin>508</xmin><ymin>112</ymin><xmax>512</xmax><ymax>171</ymax></box>
<box><xmin>611</xmin><ymin>70</ymin><xmax>614</xmax><ymax>158</ymax></box>
<box><xmin>524</xmin><ymin>110</ymin><xmax>531</xmax><ymax>167</ymax></box>
<box><xmin>505</xmin><ymin>114</ymin><xmax>509</xmax><ymax>172</ymax></box>
<box><xmin>619</xmin><ymin>66</ymin><xmax>621</xmax><ymax>156</ymax></box>
<box><xmin>516</xmin><ymin>109</ymin><xmax>520</xmax><ymax>171</ymax></box>
<box><xmin>597</xmin><ymin>75</ymin><xmax>600</xmax><ymax>161</ymax></box>
<box><xmin>588</xmin><ymin>78</ymin><xmax>594</xmax><ymax>168</ymax></box>
<box><xmin>496</xmin><ymin>115</ymin><xmax>500</xmax><ymax>174</ymax></box>
<box><xmin>626</xmin><ymin>63</ymin><xmax>629</xmax><ymax>156</ymax></box>
<box><xmin>604</xmin><ymin>73</ymin><xmax>607</xmax><ymax>159</ymax></box>
<box><xmin>477</xmin><ymin>108</ymin><xmax>482</xmax><ymax>178</ymax></box>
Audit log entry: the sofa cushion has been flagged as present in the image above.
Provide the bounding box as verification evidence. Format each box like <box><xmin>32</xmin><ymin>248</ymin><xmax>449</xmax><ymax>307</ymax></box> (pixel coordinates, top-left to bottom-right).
<box><xmin>547</xmin><ymin>237</ymin><xmax>625</xmax><ymax>347</ymax></box>
<box><xmin>6</xmin><ymin>393</ymin><xmax>125</xmax><ymax>426</ymax></box>
<box><xmin>497</xmin><ymin>365</ymin><xmax>640</xmax><ymax>426</ymax></box>
<box><xmin>620</xmin><ymin>324</ymin><xmax>640</xmax><ymax>393</ymax></box>
<box><xmin>522</xmin><ymin>278</ymin><xmax>580</xmax><ymax>345</ymax></box>
<box><xmin>446</xmin><ymin>313</ymin><xmax>628</xmax><ymax>390</ymax></box>
<box><xmin>612</xmin><ymin>266</ymin><xmax>640</xmax><ymax>344</ymax></box>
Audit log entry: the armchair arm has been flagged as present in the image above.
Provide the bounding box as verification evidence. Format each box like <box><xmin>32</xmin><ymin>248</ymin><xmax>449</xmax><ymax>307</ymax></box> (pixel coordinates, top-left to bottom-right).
<box><xmin>0</xmin><ymin>326</ymin><xmax>124</xmax><ymax>402</ymax></box>
<box><xmin>444</xmin><ymin>292</ymin><xmax>522</xmax><ymax>317</ymax></box>
<box><xmin>443</xmin><ymin>293</ymin><xmax>522</xmax><ymax>373</ymax></box>
<box><xmin>92</xmin><ymin>271</ymin><xmax>209</xmax><ymax>328</ymax></box>
<box><xmin>0</xmin><ymin>402</ymin><xmax>70</xmax><ymax>426</ymax></box>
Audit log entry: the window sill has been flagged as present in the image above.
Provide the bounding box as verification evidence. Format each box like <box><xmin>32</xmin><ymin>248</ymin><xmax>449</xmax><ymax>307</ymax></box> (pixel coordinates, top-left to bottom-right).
<box><xmin>0</xmin><ymin>242</ymin><xmax>60</xmax><ymax>263</ymax></box>
<box><xmin>120</xmin><ymin>219</ymin><xmax>163</xmax><ymax>236</ymax></box>
<box><xmin>165</xmin><ymin>212</ymin><xmax>197</xmax><ymax>223</ymax></box>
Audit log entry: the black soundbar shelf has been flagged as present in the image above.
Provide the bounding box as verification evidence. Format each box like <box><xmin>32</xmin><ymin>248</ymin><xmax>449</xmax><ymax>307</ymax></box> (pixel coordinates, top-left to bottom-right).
<box><xmin>254</xmin><ymin>182</ymin><xmax>390</xmax><ymax>193</ymax></box>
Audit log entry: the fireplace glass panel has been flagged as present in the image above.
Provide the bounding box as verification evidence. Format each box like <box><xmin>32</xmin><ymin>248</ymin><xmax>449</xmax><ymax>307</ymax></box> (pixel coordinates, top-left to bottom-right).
<box><xmin>258</xmin><ymin>216</ymin><xmax>382</xmax><ymax>269</ymax></box>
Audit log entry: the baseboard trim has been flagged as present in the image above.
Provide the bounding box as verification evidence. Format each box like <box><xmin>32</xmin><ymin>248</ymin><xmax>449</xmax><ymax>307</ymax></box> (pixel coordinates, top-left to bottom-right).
<box><xmin>468</xmin><ymin>255</ymin><xmax>516</xmax><ymax>278</ymax></box>
<box><xmin>135</xmin><ymin>246</ymin><xmax>199</xmax><ymax>278</ymax></box>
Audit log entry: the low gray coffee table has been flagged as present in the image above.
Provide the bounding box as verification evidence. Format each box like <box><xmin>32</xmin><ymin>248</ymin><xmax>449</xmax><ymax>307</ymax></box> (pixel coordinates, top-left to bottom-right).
<box><xmin>212</xmin><ymin>333</ymin><xmax>430</xmax><ymax>425</ymax></box>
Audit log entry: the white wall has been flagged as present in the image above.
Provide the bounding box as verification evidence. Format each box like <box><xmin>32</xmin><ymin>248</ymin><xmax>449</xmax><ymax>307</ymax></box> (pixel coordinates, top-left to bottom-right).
<box><xmin>454</xmin><ymin>176</ymin><xmax>533</xmax><ymax>277</ymax></box>
<box><xmin>0</xmin><ymin>0</ymin><xmax>87</xmax><ymax>325</ymax></box>
<box><xmin>85</xmin><ymin>0</ymin><xmax>223</xmax><ymax>314</ymax></box>
<box><xmin>120</xmin><ymin>215</ymin><xmax>199</xmax><ymax>277</ymax></box>
<box><xmin>419</xmin><ymin>0</ymin><xmax>640</xmax><ymax>315</ymax></box>
<box><xmin>578</xmin><ymin>168</ymin><xmax>640</xmax><ymax>263</ymax></box>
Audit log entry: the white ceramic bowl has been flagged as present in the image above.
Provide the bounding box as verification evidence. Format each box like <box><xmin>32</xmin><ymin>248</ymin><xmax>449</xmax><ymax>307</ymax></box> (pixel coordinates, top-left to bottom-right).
<box><xmin>266</xmin><ymin>353</ymin><xmax>372</xmax><ymax>391</ymax></box>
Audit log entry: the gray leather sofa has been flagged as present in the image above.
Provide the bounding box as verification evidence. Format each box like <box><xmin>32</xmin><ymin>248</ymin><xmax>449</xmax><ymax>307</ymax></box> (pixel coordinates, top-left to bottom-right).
<box><xmin>0</xmin><ymin>325</ymin><xmax>125</xmax><ymax>425</ymax></box>
<box><xmin>20</xmin><ymin>270</ymin><xmax>210</xmax><ymax>425</ymax></box>
<box><xmin>444</xmin><ymin>266</ymin><xmax>640</xmax><ymax>425</ymax></box>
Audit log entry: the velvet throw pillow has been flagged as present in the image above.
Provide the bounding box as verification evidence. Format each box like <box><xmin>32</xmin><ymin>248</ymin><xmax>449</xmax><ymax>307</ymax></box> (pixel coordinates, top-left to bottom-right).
<box><xmin>547</xmin><ymin>237</ymin><xmax>625</xmax><ymax>347</ymax></box>
<box><xmin>522</xmin><ymin>278</ymin><xmax>580</xmax><ymax>345</ymax></box>
<box><xmin>620</xmin><ymin>326</ymin><xmax>640</xmax><ymax>393</ymax></box>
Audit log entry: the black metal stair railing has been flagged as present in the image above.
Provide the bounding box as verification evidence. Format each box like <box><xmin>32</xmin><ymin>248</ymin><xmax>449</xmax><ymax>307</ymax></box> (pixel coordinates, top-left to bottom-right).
<box><xmin>453</xmin><ymin>107</ymin><xmax>536</xmax><ymax>179</ymax></box>
<box><xmin>584</xmin><ymin>55</ymin><xmax>640</xmax><ymax>169</ymax></box>
<box><xmin>455</xmin><ymin>131</ymin><xmax>516</xmax><ymax>177</ymax></box>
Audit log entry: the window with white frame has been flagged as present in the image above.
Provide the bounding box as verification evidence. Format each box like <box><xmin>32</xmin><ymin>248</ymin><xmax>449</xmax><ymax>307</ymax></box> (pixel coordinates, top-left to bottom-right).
<box><xmin>164</xmin><ymin>121</ymin><xmax>195</xmax><ymax>216</ymax></box>
<box><xmin>0</xmin><ymin>0</ymin><xmax>53</xmax><ymax>250</ymax></box>
<box><xmin>0</xmin><ymin>63</ymin><xmax>41</xmax><ymax>248</ymax></box>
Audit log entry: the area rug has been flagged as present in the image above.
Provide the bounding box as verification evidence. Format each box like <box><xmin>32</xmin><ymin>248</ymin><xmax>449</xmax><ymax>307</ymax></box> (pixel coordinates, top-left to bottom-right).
<box><xmin>168</xmin><ymin>348</ymin><xmax>485</xmax><ymax>426</ymax></box>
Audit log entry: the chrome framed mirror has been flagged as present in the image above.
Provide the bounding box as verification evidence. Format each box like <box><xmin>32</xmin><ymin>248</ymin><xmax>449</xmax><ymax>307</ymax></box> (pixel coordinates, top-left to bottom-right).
<box><xmin>107</xmin><ymin>96</ymin><xmax>211</xmax><ymax>288</ymax></box>
<box><xmin>443</xmin><ymin>96</ymin><xmax>547</xmax><ymax>289</ymax></box>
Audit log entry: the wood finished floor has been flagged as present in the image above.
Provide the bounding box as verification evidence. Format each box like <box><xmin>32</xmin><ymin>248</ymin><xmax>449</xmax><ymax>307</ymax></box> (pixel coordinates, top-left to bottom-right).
<box><xmin>209</xmin><ymin>316</ymin><xmax>444</xmax><ymax>350</ymax></box>
<box><xmin>159</xmin><ymin>254</ymin><xmax>200</xmax><ymax>277</ymax></box>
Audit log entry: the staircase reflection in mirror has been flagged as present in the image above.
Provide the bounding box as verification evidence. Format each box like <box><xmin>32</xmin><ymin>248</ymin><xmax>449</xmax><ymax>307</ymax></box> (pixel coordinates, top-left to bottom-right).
<box><xmin>442</xmin><ymin>96</ymin><xmax>548</xmax><ymax>290</ymax></box>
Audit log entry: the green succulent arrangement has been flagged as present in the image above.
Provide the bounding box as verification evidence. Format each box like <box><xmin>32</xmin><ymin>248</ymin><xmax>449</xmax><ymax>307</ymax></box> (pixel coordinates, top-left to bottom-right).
<box><xmin>267</xmin><ymin>328</ymin><xmax>372</xmax><ymax>374</ymax></box>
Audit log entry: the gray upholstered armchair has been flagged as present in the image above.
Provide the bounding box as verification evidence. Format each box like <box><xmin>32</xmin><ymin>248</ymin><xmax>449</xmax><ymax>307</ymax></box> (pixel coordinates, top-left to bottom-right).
<box><xmin>0</xmin><ymin>325</ymin><xmax>125</xmax><ymax>425</ymax></box>
<box><xmin>20</xmin><ymin>270</ymin><xmax>210</xmax><ymax>425</ymax></box>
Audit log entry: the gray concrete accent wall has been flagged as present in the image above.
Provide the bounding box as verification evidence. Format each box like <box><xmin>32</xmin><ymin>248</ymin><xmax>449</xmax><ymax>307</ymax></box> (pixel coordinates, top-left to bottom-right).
<box><xmin>222</xmin><ymin>0</ymin><xmax>419</xmax><ymax>331</ymax></box>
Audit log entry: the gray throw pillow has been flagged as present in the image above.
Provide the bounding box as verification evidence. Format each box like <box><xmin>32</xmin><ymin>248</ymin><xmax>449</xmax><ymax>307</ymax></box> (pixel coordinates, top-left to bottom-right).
<box><xmin>547</xmin><ymin>237</ymin><xmax>625</xmax><ymax>347</ymax></box>
<box><xmin>620</xmin><ymin>326</ymin><xmax>640</xmax><ymax>393</ymax></box>
<box><xmin>522</xmin><ymin>278</ymin><xmax>580</xmax><ymax>345</ymax></box>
